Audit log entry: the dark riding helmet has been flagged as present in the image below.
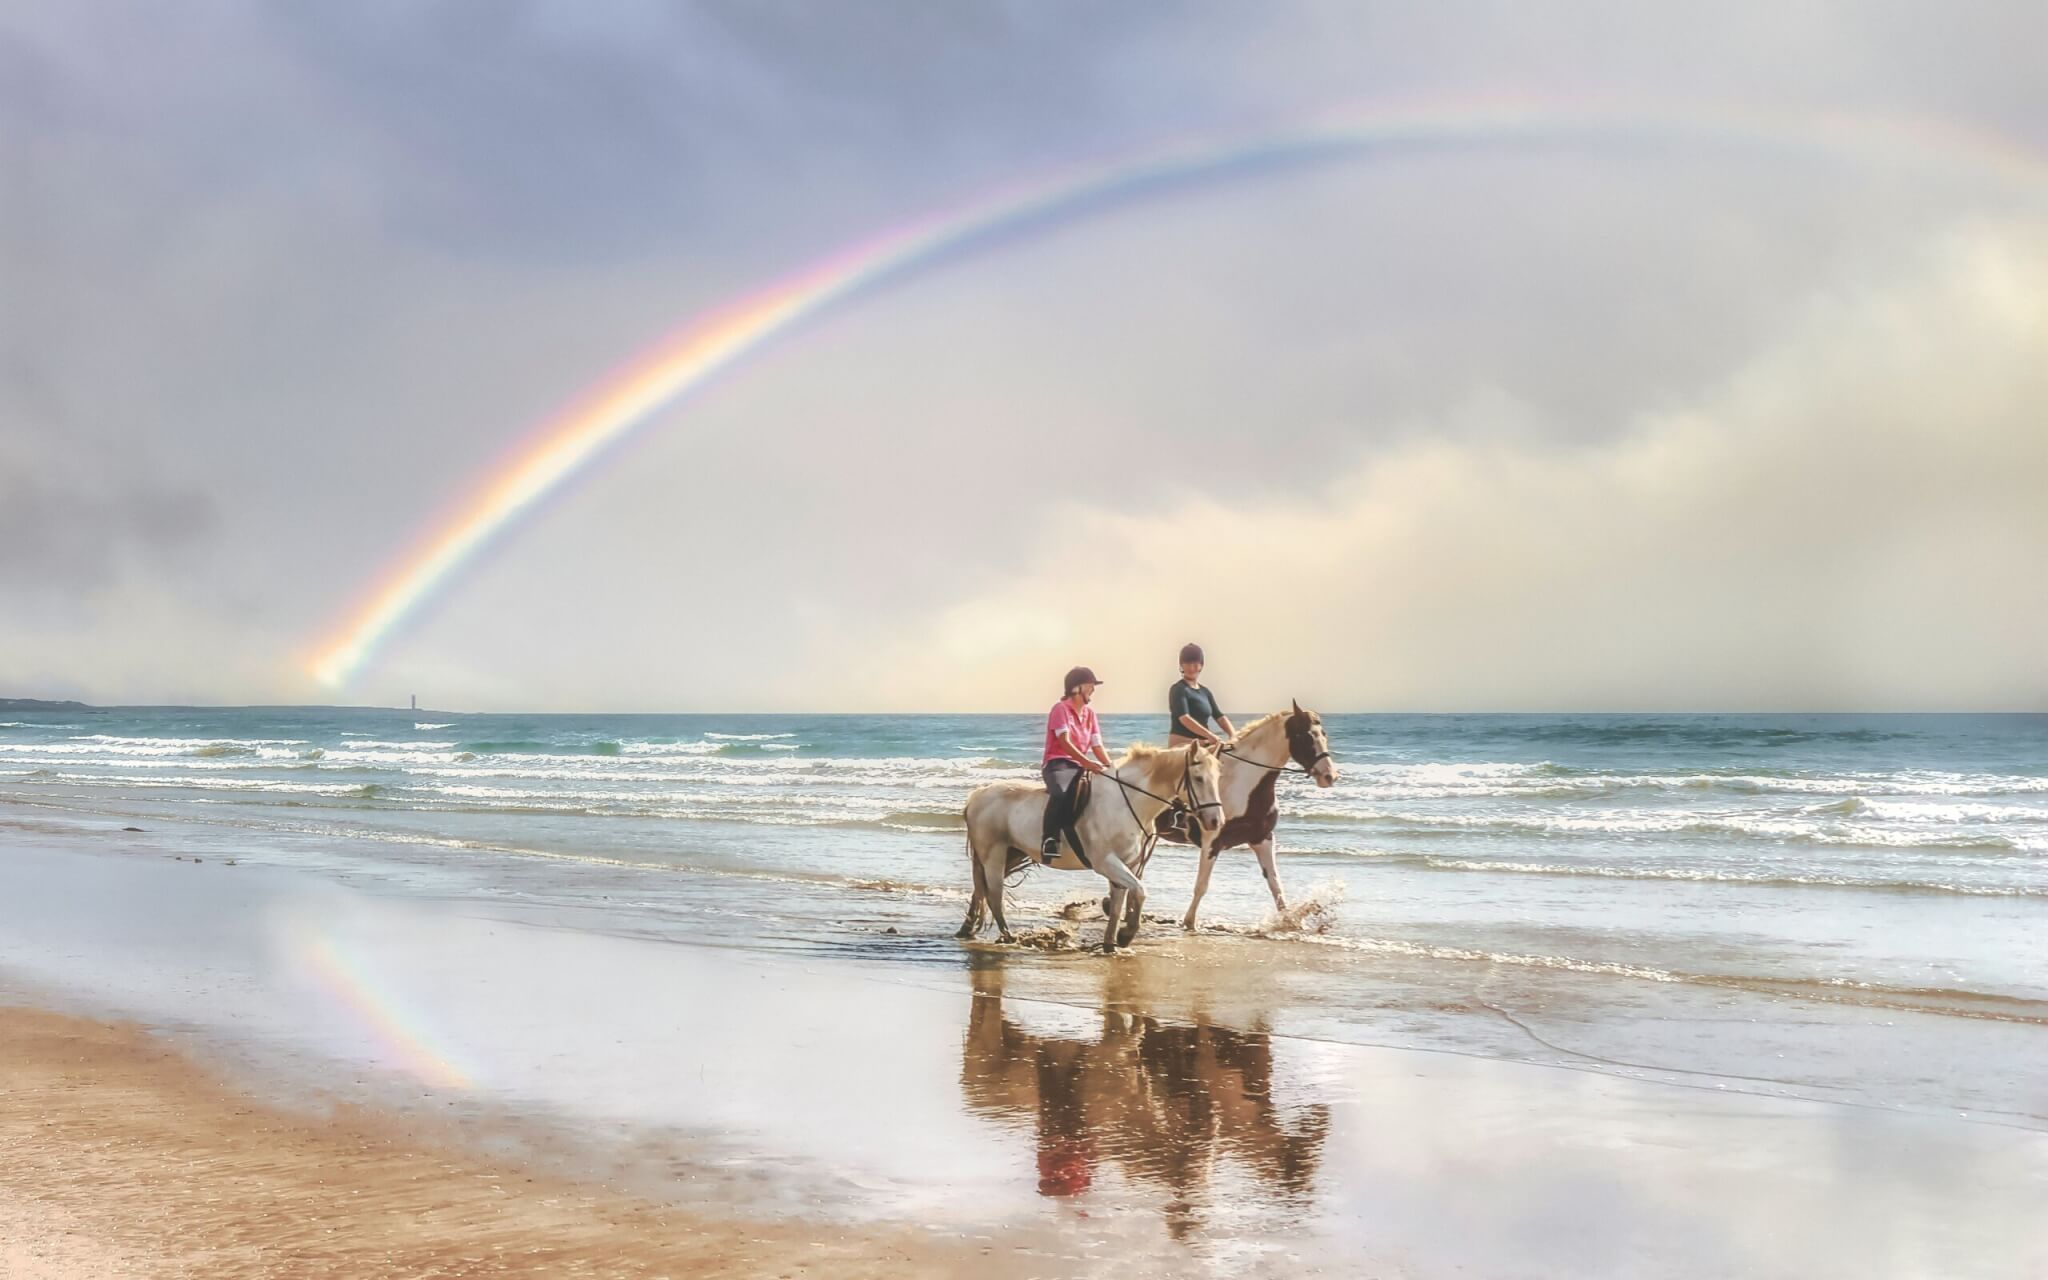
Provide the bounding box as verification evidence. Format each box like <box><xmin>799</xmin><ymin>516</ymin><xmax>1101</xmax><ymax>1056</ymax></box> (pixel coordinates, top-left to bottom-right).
<box><xmin>1178</xmin><ymin>642</ymin><xmax>1204</xmax><ymax>666</ymax></box>
<box><xmin>1063</xmin><ymin>666</ymin><xmax>1103</xmax><ymax>695</ymax></box>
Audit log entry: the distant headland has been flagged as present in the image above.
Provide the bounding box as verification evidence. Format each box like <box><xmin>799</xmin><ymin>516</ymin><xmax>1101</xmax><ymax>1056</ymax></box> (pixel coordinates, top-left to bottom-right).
<box><xmin>0</xmin><ymin>698</ymin><xmax>93</xmax><ymax>711</ymax></box>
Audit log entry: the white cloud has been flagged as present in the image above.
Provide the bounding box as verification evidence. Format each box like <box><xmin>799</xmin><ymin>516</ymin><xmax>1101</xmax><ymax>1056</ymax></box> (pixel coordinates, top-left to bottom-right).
<box><xmin>841</xmin><ymin>221</ymin><xmax>2048</xmax><ymax>713</ymax></box>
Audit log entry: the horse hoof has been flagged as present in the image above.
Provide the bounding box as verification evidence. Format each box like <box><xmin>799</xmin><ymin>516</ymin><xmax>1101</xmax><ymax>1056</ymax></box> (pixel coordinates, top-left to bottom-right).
<box><xmin>1180</xmin><ymin>917</ymin><xmax>1197</xmax><ymax>931</ymax></box>
<box><xmin>998</xmin><ymin>932</ymin><xmax>1017</xmax><ymax>945</ymax></box>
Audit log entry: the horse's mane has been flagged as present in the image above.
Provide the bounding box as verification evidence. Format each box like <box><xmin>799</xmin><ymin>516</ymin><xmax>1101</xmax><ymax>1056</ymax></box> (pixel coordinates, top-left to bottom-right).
<box><xmin>1234</xmin><ymin>710</ymin><xmax>1292</xmax><ymax>739</ymax></box>
<box><xmin>1114</xmin><ymin>741</ymin><xmax>1186</xmax><ymax>766</ymax></box>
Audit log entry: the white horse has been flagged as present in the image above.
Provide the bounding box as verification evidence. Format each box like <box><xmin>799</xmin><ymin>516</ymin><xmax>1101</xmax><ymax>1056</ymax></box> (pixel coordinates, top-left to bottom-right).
<box><xmin>958</xmin><ymin>742</ymin><xmax>1223</xmax><ymax>952</ymax></box>
<box><xmin>1167</xmin><ymin>702</ymin><xmax>1338</xmax><ymax>930</ymax></box>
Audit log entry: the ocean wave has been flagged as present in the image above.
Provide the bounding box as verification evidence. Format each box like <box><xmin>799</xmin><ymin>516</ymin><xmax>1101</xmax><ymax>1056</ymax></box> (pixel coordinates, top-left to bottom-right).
<box><xmin>414</xmin><ymin>722</ymin><xmax>454</xmax><ymax>730</ymax></box>
<box><xmin>1331</xmin><ymin>765</ymin><xmax>2048</xmax><ymax>801</ymax></box>
<box><xmin>1349</xmin><ymin>852</ymin><xmax>2048</xmax><ymax>899</ymax></box>
<box><xmin>874</xmin><ymin>810</ymin><xmax>968</xmax><ymax>832</ymax></box>
<box><xmin>21</xmin><ymin>772</ymin><xmax>390</xmax><ymax>799</ymax></box>
<box><xmin>704</xmin><ymin>732</ymin><xmax>797</xmax><ymax>741</ymax></box>
<box><xmin>1482</xmin><ymin>721</ymin><xmax>1915</xmax><ymax>748</ymax></box>
<box><xmin>1308</xmin><ymin>808</ymin><xmax>2042</xmax><ymax>853</ymax></box>
<box><xmin>1</xmin><ymin>736</ymin><xmax>306</xmax><ymax>759</ymax></box>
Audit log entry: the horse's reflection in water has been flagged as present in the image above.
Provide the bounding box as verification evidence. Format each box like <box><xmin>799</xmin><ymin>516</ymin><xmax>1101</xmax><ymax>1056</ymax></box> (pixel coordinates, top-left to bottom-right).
<box><xmin>960</xmin><ymin>963</ymin><xmax>1330</xmax><ymax>1239</ymax></box>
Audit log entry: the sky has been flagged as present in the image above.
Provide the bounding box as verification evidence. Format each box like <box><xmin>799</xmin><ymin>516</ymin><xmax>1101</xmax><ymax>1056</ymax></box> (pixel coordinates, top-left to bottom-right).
<box><xmin>2</xmin><ymin>1</ymin><xmax>2044</xmax><ymax>712</ymax></box>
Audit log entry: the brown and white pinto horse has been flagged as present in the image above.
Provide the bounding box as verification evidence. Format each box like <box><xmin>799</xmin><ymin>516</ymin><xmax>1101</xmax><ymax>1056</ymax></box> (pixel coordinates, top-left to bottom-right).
<box><xmin>1163</xmin><ymin>701</ymin><xmax>1337</xmax><ymax>929</ymax></box>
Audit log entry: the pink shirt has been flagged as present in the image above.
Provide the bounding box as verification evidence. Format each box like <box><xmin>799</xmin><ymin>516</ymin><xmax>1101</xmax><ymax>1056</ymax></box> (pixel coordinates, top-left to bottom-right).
<box><xmin>1043</xmin><ymin>699</ymin><xmax>1102</xmax><ymax>765</ymax></box>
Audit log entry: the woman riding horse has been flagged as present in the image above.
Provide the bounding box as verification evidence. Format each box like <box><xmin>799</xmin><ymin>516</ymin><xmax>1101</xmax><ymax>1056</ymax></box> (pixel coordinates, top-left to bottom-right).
<box><xmin>1041</xmin><ymin>666</ymin><xmax>1113</xmax><ymax>863</ymax></box>
<box><xmin>1166</xmin><ymin>642</ymin><xmax>1236</xmax><ymax>751</ymax></box>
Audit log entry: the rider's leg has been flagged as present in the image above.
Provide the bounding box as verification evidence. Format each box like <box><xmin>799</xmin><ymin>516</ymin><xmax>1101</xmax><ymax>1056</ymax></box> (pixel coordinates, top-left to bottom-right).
<box><xmin>1041</xmin><ymin>760</ymin><xmax>1080</xmax><ymax>860</ymax></box>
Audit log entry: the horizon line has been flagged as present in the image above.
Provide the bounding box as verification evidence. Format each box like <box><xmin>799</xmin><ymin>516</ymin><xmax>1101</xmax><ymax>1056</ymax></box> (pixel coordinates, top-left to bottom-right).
<box><xmin>7</xmin><ymin>701</ymin><xmax>2044</xmax><ymax>717</ymax></box>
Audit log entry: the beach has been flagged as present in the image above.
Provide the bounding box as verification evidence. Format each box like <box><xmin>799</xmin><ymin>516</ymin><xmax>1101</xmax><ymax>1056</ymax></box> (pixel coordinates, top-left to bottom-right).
<box><xmin>0</xmin><ymin>1005</ymin><xmax>989</xmax><ymax>1280</ymax></box>
<box><xmin>3</xmin><ymin>711</ymin><xmax>2047</xmax><ymax>1276</ymax></box>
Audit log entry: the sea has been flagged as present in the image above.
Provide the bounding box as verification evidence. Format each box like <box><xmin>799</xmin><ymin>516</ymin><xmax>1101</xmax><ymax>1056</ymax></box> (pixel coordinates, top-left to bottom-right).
<box><xmin>3</xmin><ymin>707</ymin><xmax>2045</xmax><ymax>1129</ymax></box>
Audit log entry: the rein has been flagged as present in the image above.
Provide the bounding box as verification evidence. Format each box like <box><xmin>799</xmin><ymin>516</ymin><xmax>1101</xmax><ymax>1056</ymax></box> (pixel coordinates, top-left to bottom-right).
<box><xmin>1219</xmin><ymin>735</ymin><xmax>1331</xmax><ymax>777</ymax></box>
<box><xmin>1104</xmin><ymin>750</ymin><xmax>1221</xmax><ymax>859</ymax></box>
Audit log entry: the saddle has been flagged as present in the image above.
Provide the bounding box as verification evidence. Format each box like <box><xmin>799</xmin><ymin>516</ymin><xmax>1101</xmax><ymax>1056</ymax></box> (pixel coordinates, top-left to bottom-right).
<box><xmin>1010</xmin><ymin>772</ymin><xmax>1097</xmax><ymax>871</ymax></box>
<box><xmin>1069</xmin><ymin>771</ymin><xmax>1093</xmax><ymax>820</ymax></box>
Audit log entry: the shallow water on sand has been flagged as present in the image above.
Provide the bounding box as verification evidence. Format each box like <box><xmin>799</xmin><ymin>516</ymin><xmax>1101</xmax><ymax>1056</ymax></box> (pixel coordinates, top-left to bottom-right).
<box><xmin>1</xmin><ymin>830</ymin><xmax>2044</xmax><ymax>1280</ymax></box>
<box><xmin>3</xmin><ymin>709</ymin><xmax>2044</xmax><ymax>1127</ymax></box>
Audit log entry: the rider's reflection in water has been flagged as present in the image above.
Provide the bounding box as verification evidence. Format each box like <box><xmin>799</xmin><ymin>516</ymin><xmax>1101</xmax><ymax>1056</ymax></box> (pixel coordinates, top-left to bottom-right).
<box><xmin>961</xmin><ymin>962</ymin><xmax>1330</xmax><ymax>1240</ymax></box>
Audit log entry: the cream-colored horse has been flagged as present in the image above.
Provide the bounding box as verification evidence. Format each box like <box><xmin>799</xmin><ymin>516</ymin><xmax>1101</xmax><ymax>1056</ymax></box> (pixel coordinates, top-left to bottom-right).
<box><xmin>958</xmin><ymin>742</ymin><xmax>1223</xmax><ymax>952</ymax></box>
<box><xmin>1167</xmin><ymin>702</ymin><xmax>1338</xmax><ymax>930</ymax></box>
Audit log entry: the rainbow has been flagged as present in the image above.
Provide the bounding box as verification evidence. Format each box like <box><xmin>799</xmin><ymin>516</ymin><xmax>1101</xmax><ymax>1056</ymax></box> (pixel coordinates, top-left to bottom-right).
<box><xmin>300</xmin><ymin>930</ymin><xmax>474</xmax><ymax>1089</ymax></box>
<box><xmin>307</xmin><ymin>97</ymin><xmax>2048</xmax><ymax>687</ymax></box>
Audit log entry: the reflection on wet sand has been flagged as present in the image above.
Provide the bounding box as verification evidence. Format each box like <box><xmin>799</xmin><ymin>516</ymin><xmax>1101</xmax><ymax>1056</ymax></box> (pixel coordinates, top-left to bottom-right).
<box><xmin>960</xmin><ymin>961</ymin><xmax>1330</xmax><ymax>1239</ymax></box>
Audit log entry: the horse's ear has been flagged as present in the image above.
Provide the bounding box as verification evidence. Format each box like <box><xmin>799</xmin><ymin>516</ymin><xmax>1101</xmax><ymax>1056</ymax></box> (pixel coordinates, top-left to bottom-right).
<box><xmin>1291</xmin><ymin>698</ymin><xmax>1303</xmax><ymax>716</ymax></box>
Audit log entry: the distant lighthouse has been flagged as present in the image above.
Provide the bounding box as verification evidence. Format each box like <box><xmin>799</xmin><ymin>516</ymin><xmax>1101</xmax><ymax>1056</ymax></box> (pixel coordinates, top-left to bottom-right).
<box><xmin>410</xmin><ymin>694</ymin><xmax>417</xmax><ymax>711</ymax></box>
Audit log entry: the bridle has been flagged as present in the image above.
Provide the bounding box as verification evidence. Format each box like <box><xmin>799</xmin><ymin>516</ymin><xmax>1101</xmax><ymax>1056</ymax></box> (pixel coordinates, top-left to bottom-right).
<box><xmin>1219</xmin><ymin>714</ymin><xmax>1332</xmax><ymax>778</ymax></box>
<box><xmin>1103</xmin><ymin>746</ymin><xmax>1223</xmax><ymax>849</ymax></box>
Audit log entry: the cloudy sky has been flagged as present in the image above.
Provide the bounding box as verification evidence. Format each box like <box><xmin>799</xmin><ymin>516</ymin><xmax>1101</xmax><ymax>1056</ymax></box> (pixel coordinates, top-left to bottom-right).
<box><xmin>3</xmin><ymin>1</ymin><xmax>2044</xmax><ymax>712</ymax></box>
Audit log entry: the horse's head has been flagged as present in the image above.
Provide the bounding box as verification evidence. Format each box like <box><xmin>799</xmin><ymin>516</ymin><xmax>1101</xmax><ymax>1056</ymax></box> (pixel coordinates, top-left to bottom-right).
<box><xmin>1285</xmin><ymin>699</ymin><xmax>1338</xmax><ymax>787</ymax></box>
<box><xmin>1184</xmin><ymin>741</ymin><xmax>1226</xmax><ymax>836</ymax></box>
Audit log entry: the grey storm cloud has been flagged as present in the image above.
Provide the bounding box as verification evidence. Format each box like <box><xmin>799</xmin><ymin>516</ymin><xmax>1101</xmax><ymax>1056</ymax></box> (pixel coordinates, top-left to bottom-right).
<box><xmin>251</xmin><ymin>0</ymin><xmax>1236</xmax><ymax>260</ymax></box>
<box><xmin>0</xmin><ymin>443</ymin><xmax>216</xmax><ymax>594</ymax></box>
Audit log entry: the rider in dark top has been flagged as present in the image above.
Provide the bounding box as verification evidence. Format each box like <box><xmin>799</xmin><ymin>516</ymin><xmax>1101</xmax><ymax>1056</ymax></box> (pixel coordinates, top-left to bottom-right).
<box><xmin>1167</xmin><ymin>642</ymin><xmax>1236</xmax><ymax>747</ymax></box>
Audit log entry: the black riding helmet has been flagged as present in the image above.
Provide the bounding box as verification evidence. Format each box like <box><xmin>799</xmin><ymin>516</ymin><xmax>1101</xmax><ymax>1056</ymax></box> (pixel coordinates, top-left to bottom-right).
<box><xmin>1063</xmin><ymin>666</ymin><xmax>1103</xmax><ymax>695</ymax></box>
<box><xmin>1179</xmin><ymin>643</ymin><xmax>1204</xmax><ymax>666</ymax></box>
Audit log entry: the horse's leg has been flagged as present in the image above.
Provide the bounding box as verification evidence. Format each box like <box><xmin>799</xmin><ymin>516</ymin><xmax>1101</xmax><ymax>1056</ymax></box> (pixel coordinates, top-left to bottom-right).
<box><xmin>1102</xmin><ymin>883</ymin><xmax>1128</xmax><ymax>951</ymax></box>
<box><xmin>1253</xmin><ymin>836</ymin><xmax>1288</xmax><ymax>913</ymax></box>
<box><xmin>1093</xmin><ymin>854</ymin><xmax>1144</xmax><ymax>954</ymax></box>
<box><xmin>980</xmin><ymin>841</ymin><xmax>1017</xmax><ymax>943</ymax></box>
<box><xmin>1182</xmin><ymin>842</ymin><xmax>1221</xmax><ymax>930</ymax></box>
<box><xmin>1116</xmin><ymin>845</ymin><xmax>1153</xmax><ymax>947</ymax></box>
<box><xmin>958</xmin><ymin>847</ymin><xmax>991</xmax><ymax>937</ymax></box>
<box><xmin>956</xmin><ymin>833</ymin><xmax>988</xmax><ymax>939</ymax></box>
<box><xmin>1116</xmin><ymin>891</ymin><xmax>1143</xmax><ymax>949</ymax></box>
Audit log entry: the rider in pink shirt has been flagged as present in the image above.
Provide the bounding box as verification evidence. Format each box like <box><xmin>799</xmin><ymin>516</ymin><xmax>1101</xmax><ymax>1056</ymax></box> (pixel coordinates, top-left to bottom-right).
<box><xmin>1041</xmin><ymin>666</ymin><xmax>1113</xmax><ymax>862</ymax></box>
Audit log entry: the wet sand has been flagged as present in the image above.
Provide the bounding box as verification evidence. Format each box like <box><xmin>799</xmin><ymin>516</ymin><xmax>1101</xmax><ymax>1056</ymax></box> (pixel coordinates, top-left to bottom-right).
<box><xmin>0</xmin><ymin>1004</ymin><xmax>1040</xmax><ymax>1279</ymax></box>
<box><xmin>4</xmin><ymin>814</ymin><xmax>2047</xmax><ymax>1278</ymax></box>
